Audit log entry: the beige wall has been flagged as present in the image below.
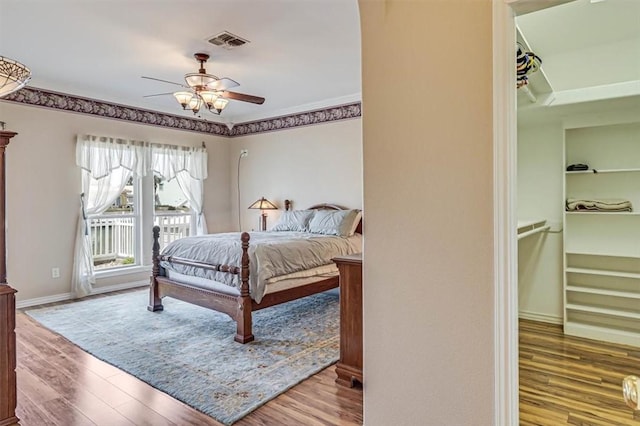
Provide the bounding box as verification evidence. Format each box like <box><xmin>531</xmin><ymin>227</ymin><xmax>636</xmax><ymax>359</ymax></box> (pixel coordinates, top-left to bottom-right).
<box><xmin>0</xmin><ymin>101</ymin><xmax>361</xmax><ymax>303</ymax></box>
<box><xmin>360</xmin><ymin>1</ymin><xmax>495</xmax><ymax>424</ymax></box>
<box><xmin>229</xmin><ymin>119</ymin><xmax>363</xmax><ymax>231</ymax></box>
<box><xmin>0</xmin><ymin>102</ymin><xmax>230</xmax><ymax>302</ymax></box>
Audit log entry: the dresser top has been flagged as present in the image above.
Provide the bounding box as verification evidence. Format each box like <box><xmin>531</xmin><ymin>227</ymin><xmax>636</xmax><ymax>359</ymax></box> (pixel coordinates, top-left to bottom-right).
<box><xmin>333</xmin><ymin>252</ymin><xmax>362</xmax><ymax>265</ymax></box>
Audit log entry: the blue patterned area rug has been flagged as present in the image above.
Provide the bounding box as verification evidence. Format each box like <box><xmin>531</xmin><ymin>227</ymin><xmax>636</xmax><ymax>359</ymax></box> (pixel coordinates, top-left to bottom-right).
<box><xmin>26</xmin><ymin>289</ymin><xmax>340</xmax><ymax>425</ymax></box>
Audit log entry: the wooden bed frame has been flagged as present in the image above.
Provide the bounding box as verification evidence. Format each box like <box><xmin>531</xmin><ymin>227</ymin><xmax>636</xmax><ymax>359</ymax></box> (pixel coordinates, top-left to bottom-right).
<box><xmin>148</xmin><ymin>200</ymin><xmax>362</xmax><ymax>343</ymax></box>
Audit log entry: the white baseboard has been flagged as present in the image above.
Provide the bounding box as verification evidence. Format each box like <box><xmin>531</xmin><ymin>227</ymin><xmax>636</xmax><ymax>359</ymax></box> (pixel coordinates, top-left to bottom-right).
<box><xmin>91</xmin><ymin>280</ymin><xmax>149</xmax><ymax>295</ymax></box>
<box><xmin>518</xmin><ymin>310</ymin><xmax>562</xmax><ymax>325</ymax></box>
<box><xmin>16</xmin><ymin>293</ymin><xmax>73</xmax><ymax>309</ymax></box>
<box><xmin>16</xmin><ymin>280</ymin><xmax>148</xmax><ymax>309</ymax></box>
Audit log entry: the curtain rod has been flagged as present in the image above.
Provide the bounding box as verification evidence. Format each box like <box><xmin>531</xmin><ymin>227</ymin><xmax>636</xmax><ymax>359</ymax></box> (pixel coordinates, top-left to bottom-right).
<box><xmin>82</xmin><ymin>135</ymin><xmax>206</xmax><ymax>151</ymax></box>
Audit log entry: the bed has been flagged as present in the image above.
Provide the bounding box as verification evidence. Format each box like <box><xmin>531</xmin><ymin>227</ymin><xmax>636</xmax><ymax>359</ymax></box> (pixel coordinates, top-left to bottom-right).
<box><xmin>148</xmin><ymin>200</ymin><xmax>363</xmax><ymax>343</ymax></box>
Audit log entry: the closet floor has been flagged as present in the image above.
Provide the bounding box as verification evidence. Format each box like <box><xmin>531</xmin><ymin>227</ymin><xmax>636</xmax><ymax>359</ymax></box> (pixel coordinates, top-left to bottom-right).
<box><xmin>519</xmin><ymin>319</ymin><xmax>640</xmax><ymax>425</ymax></box>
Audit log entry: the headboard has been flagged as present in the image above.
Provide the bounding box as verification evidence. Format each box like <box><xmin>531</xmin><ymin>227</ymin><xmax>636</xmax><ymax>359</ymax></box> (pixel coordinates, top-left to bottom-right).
<box><xmin>284</xmin><ymin>199</ymin><xmax>363</xmax><ymax>235</ymax></box>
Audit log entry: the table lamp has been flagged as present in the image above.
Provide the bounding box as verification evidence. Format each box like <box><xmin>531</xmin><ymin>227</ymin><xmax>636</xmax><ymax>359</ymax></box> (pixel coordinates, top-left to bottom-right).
<box><xmin>248</xmin><ymin>197</ymin><xmax>278</xmax><ymax>231</ymax></box>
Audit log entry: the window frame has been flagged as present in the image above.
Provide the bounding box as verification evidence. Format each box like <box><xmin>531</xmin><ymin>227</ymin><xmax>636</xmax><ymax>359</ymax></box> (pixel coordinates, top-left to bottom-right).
<box><xmin>94</xmin><ymin>174</ymin><xmax>196</xmax><ymax>278</ymax></box>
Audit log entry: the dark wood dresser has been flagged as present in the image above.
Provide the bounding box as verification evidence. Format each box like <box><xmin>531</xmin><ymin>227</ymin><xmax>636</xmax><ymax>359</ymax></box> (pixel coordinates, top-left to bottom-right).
<box><xmin>0</xmin><ymin>130</ymin><xmax>19</xmax><ymax>426</ymax></box>
<box><xmin>333</xmin><ymin>253</ymin><xmax>363</xmax><ymax>388</ymax></box>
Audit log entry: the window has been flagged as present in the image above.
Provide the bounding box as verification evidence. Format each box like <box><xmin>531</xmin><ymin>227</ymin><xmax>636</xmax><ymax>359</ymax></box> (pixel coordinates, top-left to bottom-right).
<box><xmin>74</xmin><ymin>135</ymin><xmax>207</xmax><ymax>297</ymax></box>
<box><xmin>153</xmin><ymin>174</ymin><xmax>194</xmax><ymax>250</ymax></box>
<box><xmin>91</xmin><ymin>176</ymin><xmax>140</xmax><ymax>270</ymax></box>
<box><xmin>91</xmin><ymin>174</ymin><xmax>195</xmax><ymax>272</ymax></box>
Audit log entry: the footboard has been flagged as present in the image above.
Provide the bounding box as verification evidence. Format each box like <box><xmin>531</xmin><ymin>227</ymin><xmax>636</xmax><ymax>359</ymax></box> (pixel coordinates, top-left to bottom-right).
<box><xmin>148</xmin><ymin>226</ymin><xmax>255</xmax><ymax>343</ymax></box>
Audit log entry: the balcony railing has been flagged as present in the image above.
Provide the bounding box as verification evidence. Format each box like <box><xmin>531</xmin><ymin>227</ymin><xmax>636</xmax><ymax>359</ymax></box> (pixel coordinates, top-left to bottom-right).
<box><xmin>154</xmin><ymin>213</ymin><xmax>192</xmax><ymax>247</ymax></box>
<box><xmin>90</xmin><ymin>212</ymin><xmax>191</xmax><ymax>268</ymax></box>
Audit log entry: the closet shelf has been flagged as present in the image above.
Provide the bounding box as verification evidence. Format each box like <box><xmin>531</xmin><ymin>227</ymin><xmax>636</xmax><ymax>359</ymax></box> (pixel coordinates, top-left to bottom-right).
<box><xmin>566</xmin><ymin>285</ymin><xmax>640</xmax><ymax>300</ymax></box>
<box><xmin>516</xmin><ymin>26</ymin><xmax>553</xmax><ymax>107</ymax></box>
<box><xmin>566</xmin><ymin>168</ymin><xmax>640</xmax><ymax>174</ymax></box>
<box><xmin>565</xmin><ymin>304</ymin><xmax>640</xmax><ymax>320</ymax></box>
<box><xmin>566</xmin><ymin>267</ymin><xmax>640</xmax><ymax>279</ymax></box>
<box><xmin>565</xmin><ymin>211</ymin><xmax>640</xmax><ymax>216</ymax></box>
<box><xmin>566</xmin><ymin>251</ymin><xmax>640</xmax><ymax>259</ymax></box>
<box><xmin>563</xmin><ymin>122</ymin><xmax>640</xmax><ymax>347</ymax></box>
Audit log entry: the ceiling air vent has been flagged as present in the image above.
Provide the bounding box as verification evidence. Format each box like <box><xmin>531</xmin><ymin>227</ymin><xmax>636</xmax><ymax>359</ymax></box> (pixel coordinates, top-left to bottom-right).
<box><xmin>207</xmin><ymin>31</ymin><xmax>250</xmax><ymax>50</ymax></box>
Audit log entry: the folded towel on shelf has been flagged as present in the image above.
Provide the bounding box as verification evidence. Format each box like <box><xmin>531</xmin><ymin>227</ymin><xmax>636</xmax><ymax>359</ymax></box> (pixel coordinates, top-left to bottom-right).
<box><xmin>566</xmin><ymin>198</ymin><xmax>633</xmax><ymax>212</ymax></box>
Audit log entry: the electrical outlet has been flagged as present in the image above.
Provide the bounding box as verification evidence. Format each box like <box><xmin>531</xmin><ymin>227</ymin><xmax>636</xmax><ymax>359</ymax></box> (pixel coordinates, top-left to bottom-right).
<box><xmin>240</xmin><ymin>149</ymin><xmax>249</xmax><ymax>157</ymax></box>
<box><xmin>51</xmin><ymin>267</ymin><xmax>60</xmax><ymax>279</ymax></box>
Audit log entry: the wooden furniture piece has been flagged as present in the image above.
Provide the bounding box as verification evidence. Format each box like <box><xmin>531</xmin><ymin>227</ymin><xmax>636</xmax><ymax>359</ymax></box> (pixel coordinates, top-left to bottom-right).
<box><xmin>563</xmin><ymin>122</ymin><xmax>640</xmax><ymax>347</ymax></box>
<box><xmin>0</xmin><ymin>130</ymin><xmax>19</xmax><ymax>426</ymax></box>
<box><xmin>149</xmin><ymin>201</ymin><xmax>363</xmax><ymax>344</ymax></box>
<box><xmin>333</xmin><ymin>252</ymin><xmax>363</xmax><ymax>388</ymax></box>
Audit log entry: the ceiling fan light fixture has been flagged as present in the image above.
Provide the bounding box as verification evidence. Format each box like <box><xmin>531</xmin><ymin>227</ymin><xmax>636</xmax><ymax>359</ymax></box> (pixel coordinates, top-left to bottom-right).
<box><xmin>185</xmin><ymin>72</ymin><xmax>217</xmax><ymax>89</ymax></box>
<box><xmin>143</xmin><ymin>52</ymin><xmax>264</xmax><ymax>117</ymax></box>
<box><xmin>173</xmin><ymin>91</ymin><xmax>194</xmax><ymax>109</ymax></box>
<box><xmin>0</xmin><ymin>56</ymin><xmax>31</xmax><ymax>98</ymax></box>
<box><xmin>187</xmin><ymin>96</ymin><xmax>203</xmax><ymax>114</ymax></box>
<box><xmin>213</xmin><ymin>97</ymin><xmax>229</xmax><ymax>113</ymax></box>
<box><xmin>199</xmin><ymin>90</ymin><xmax>218</xmax><ymax>108</ymax></box>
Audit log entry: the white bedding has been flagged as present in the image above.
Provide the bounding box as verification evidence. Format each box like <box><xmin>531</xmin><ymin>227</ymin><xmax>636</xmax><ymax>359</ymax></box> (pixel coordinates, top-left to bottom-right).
<box><xmin>159</xmin><ymin>231</ymin><xmax>362</xmax><ymax>303</ymax></box>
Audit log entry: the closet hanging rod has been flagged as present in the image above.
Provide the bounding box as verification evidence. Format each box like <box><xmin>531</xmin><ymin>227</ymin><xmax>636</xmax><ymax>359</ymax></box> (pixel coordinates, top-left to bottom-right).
<box><xmin>518</xmin><ymin>225</ymin><xmax>550</xmax><ymax>240</ymax></box>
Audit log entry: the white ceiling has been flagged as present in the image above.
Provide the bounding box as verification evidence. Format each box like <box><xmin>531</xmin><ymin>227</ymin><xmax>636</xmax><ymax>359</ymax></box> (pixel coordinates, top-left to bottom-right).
<box><xmin>2</xmin><ymin>0</ymin><xmax>639</xmax><ymax>125</ymax></box>
<box><xmin>0</xmin><ymin>0</ymin><xmax>361</xmax><ymax>124</ymax></box>
<box><xmin>517</xmin><ymin>0</ymin><xmax>640</xmax><ymax>93</ymax></box>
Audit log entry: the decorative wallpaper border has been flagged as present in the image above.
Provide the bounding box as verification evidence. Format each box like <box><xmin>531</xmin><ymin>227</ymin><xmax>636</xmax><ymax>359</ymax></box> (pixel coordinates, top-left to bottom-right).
<box><xmin>2</xmin><ymin>87</ymin><xmax>361</xmax><ymax>137</ymax></box>
<box><xmin>230</xmin><ymin>103</ymin><xmax>362</xmax><ymax>136</ymax></box>
<box><xmin>3</xmin><ymin>87</ymin><xmax>228</xmax><ymax>135</ymax></box>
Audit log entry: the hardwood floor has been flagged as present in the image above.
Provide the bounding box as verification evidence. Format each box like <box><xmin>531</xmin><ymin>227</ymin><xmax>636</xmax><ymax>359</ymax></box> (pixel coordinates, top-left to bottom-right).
<box><xmin>14</xmin><ymin>311</ymin><xmax>363</xmax><ymax>426</ymax></box>
<box><xmin>13</xmin><ymin>307</ymin><xmax>640</xmax><ymax>425</ymax></box>
<box><xmin>519</xmin><ymin>319</ymin><xmax>640</xmax><ymax>425</ymax></box>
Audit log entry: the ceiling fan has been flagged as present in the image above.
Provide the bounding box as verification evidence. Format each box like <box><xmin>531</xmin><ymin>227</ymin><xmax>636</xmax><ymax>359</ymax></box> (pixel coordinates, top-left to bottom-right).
<box><xmin>142</xmin><ymin>53</ymin><xmax>265</xmax><ymax>116</ymax></box>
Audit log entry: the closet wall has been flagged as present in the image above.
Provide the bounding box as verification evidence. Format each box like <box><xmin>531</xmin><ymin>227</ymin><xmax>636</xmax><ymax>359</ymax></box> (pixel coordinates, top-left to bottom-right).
<box><xmin>517</xmin><ymin>121</ymin><xmax>564</xmax><ymax>322</ymax></box>
<box><xmin>518</xmin><ymin>105</ymin><xmax>640</xmax><ymax>326</ymax></box>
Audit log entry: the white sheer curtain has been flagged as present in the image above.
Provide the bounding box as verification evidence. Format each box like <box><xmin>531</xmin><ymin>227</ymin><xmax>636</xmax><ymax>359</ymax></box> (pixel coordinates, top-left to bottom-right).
<box><xmin>72</xmin><ymin>135</ymin><xmax>147</xmax><ymax>298</ymax></box>
<box><xmin>151</xmin><ymin>144</ymin><xmax>208</xmax><ymax>235</ymax></box>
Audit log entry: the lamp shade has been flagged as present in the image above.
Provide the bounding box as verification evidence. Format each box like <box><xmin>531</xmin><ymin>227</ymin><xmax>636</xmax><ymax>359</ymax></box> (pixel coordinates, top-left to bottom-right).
<box><xmin>173</xmin><ymin>91</ymin><xmax>194</xmax><ymax>108</ymax></box>
<box><xmin>0</xmin><ymin>56</ymin><xmax>31</xmax><ymax>98</ymax></box>
<box><xmin>199</xmin><ymin>91</ymin><xmax>218</xmax><ymax>108</ymax></box>
<box><xmin>187</xmin><ymin>96</ymin><xmax>203</xmax><ymax>113</ymax></box>
<box><xmin>213</xmin><ymin>97</ymin><xmax>229</xmax><ymax>112</ymax></box>
<box><xmin>248</xmin><ymin>197</ymin><xmax>278</xmax><ymax>210</ymax></box>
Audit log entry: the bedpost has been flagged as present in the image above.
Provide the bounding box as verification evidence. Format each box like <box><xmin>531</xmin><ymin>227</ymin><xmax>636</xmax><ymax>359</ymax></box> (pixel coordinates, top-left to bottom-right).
<box><xmin>235</xmin><ymin>231</ymin><xmax>254</xmax><ymax>343</ymax></box>
<box><xmin>148</xmin><ymin>225</ymin><xmax>164</xmax><ymax>312</ymax></box>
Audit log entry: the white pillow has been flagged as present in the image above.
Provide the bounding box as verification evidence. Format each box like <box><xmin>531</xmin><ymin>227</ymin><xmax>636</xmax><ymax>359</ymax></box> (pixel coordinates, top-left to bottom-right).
<box><xmin>308</xmin><ymin>209</ymin><xmax>360</xmax><ymax>237</ymax></box>
<box><xmin>350</xmin><ymin>210</ymin><xmax>363</xmax><ymax>235</ymax></box>
<box><xmin>270</xmin><ymin>210</ymin><xmax>315</xmax><ymax>232</ymax></box>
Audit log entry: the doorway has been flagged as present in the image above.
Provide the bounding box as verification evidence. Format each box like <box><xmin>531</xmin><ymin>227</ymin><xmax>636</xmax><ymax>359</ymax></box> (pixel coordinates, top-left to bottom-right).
<box><xmin>496</xmin><ymin>0</ymin><xmax>640</xmax><ymax>423</ymax></box>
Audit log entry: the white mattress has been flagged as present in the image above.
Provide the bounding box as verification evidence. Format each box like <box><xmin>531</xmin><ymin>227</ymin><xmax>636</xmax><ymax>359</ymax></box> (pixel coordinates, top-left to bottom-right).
<box><xmin>164</xmin><ymin>263</ymin><xmax>339</xmax><ymax>297</ymax></box>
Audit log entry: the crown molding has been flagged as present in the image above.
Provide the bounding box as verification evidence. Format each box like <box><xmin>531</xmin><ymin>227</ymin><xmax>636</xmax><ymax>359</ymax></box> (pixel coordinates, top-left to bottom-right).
<box><xmin>1</xmin><ymin>87</ymin><xmax>361</xmax><ymax>137</ymax></box>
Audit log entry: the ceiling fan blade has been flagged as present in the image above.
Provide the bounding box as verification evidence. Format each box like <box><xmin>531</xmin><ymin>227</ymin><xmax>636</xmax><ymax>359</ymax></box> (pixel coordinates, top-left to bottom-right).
<box><xmin>221</xmin><ymin>91</ymin><xmax>265</xmax><ymax>105</ymax></box>
<box><xmin>143</xmin><ymin>92</ymin><xmax>176</xmax><ymax>98</ymax></box>
<box><xmin>207</xmin><ymin>77</ymin><xmax>240</xmax><ymax>91</ymax></box>
<box><xmin>141</xmin><ymin>76</ymin><xmax>187</xmax><ymax>88</ymax></box>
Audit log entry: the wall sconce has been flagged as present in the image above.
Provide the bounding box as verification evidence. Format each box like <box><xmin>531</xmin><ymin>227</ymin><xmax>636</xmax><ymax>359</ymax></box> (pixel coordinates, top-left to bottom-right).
<box><xmin>248</xmin><ymin>197</ymin><xmax>278</xmax><ymax>231</ymax></box>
